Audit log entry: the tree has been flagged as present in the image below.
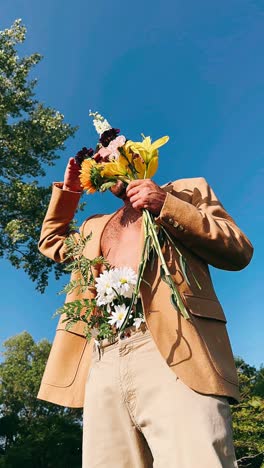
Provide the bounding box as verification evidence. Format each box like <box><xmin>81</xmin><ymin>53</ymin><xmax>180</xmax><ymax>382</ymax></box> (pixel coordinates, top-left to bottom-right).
<box><xmin>1</xmin><ymin>332</ymin><xmax>264</xmax><ymax>467</ymax></box>
<box><xmin>232</xmin><ymin>357</ymin><xmax>264</xmax><ymax>468</ymax></box>
<box><xmin>0</xmin><ymin>19</ymin><xmax>78</xmax><ymax>292</ymax></box>
<box><xmin>0</xmin><ymin>332</ymin><xmax>82</xmax><ymax>467</ymax></box>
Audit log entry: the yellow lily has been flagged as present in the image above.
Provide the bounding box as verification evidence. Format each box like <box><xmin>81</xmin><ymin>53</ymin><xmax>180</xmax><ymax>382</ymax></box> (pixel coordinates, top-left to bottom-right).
<box><xmin>132</xmin><ymin>155</ymin><xmax>145</xmax><ymax>179</ymax></box>
<box><xmin>124</xmin><ymin>135</ymin><xmax>169</xmax><ymax>164</ymax></box>
<box><xmin>131</xmin><ymin>154</ymin><xmax>158</xmax><ymax>178</ymax></box>
<box><xmin>101</xmin><ymin>155</ymin><xmax>132</xmax><ymax>180</ymax></box>
<box><xmin>145</xmin><ymin>155</ymin><xmax>158</xmax><ymax>178</ymax></box>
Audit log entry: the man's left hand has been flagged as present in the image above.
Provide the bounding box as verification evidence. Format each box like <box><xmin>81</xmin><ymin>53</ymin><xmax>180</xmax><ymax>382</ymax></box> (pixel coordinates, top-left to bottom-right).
<box><xmin>126</xmin><ymin>179</ymin><xmax>166</xmax><ymax>216</ymax></box>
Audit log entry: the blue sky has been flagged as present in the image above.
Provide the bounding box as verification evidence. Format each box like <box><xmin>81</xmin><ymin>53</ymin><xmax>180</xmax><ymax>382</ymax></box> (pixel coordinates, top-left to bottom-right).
<box><xmin>1</xmin><ymin>0</ymin><xmax>263</xmax><ymax>367</ymax></box>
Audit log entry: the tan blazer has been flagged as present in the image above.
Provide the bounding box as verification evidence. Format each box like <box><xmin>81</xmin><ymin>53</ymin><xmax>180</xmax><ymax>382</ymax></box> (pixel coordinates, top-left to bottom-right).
<box><xmin>37</xmin><ymin>178</ymin><xmax>253</xmax><ymax>407</ymax></box>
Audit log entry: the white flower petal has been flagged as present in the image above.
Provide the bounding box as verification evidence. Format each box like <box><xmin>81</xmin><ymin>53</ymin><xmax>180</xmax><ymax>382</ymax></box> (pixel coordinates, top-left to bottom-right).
<box><xmin>133</xmin><ymin>317</ymin><xmax>145</xmax><ymax>330</ymax></box>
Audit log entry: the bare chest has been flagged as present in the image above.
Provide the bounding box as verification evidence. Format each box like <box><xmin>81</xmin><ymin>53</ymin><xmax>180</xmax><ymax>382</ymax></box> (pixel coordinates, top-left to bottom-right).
<box><xmin>101</xmin><ymin>207</ymin><xmax>142</xmax><ymax>270</ymax></box>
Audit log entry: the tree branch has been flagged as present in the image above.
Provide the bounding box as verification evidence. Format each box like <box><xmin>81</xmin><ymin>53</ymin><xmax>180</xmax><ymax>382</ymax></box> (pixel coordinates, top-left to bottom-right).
<box><xmin>237</xmin><ymin>451</ymin><xmax>264</xmax><ymax>467</ymax></box>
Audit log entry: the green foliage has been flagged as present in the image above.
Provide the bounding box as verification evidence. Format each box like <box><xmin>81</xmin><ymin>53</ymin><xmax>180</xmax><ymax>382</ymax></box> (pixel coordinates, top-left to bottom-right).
<box><xmin>56</xmin><ymin>232</ymin><xmax>111</xmax><ymax>341</ymax></box>
<box><xmin>55</xmin><ymin>298</ymin><xmax>97</xmax><ymax>341</ymax></box>
<box><xmin>232</xmin><ymin>357</ymin><xmax>264</xmax><ymax>468</ymax></box>
<box><xmin>0</xmin><ymin>332</ymin><xmax>82</xmax><ymax>467</ymax></box>
<box><xmin>57</xmin><ymin>233</ymin><xmax>144</xmax><ymax>342</ymax></box>
<box><xmin>87</xmin><ymin>309</ymin><xmax>113</xmax><ymax>341</ymax></box>
<box><xmin>62</xmin><ymin>233</ymin><xmax>108</xmax><ymax>288</ymax></box>
<box><xmin>0</xmin><ymin>19</ymin><xmax>78</xmax><ymax>292</ymax></box>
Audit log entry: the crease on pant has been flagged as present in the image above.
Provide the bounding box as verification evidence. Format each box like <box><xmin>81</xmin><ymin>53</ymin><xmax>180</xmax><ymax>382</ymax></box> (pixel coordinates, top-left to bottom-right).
<box><xmin>118</xmin><ymin>342</ymin><xmax>142</xmax><ymax>432</ymax></box>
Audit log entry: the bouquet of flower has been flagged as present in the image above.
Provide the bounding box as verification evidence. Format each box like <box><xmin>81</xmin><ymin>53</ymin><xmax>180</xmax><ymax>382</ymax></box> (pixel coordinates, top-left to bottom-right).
<box><xmin>94</xmin><ymin>266</ymin><xmax>145</xmax><ymax>337</ymax></box>
<box><xmin>55</xmin><ymin>235</ymin><xmax>145</xmax><ymax>343</ymax></box>
<box><xmin>56</xmin><ymin>111</ymin><xmax>200</xmax><ymax>344</ymax></box>
<box><xmin>76</xmin><ymin>111</ymin><xmax>170</xmax><ymax>192</ymax></box>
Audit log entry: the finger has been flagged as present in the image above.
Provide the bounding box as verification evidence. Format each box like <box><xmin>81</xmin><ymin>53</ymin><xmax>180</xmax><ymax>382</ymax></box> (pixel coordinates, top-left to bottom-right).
<box><xmin>126</xmin><ymin>186</ymin><xmax>141</xmax><ymax>198</ymax></box>
<box><xmin>65</xmin><ymin>158</ymin><xmax>71</xmax><ymax>169</ymax></box>
<box><xmin>129</xmin><ymin>194</ymin><xmax>141</xmax><ymax>204</ymax></box>
<box><xmin>127</xmin><ymin>181</ymin><xmax>149</xmax><ymax>197</ymax></box>
<box><xmin>131</xmin><ymin>200</ymin><xmax>144</xmax><ymax>211</ymax></box>
<box><xmin>126</xmin><ymin>179</ymin><xmax>145</xmax><ymax>192</ymax></box>
<box><xmin>68</xmin><ymin>159</ymin><xmax>81</xmax><ymax>172</ymax></box>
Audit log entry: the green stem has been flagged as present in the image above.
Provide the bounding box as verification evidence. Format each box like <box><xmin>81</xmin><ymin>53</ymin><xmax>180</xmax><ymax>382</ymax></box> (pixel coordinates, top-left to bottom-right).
<box><xmin>143</xmin><ymin>210</ymin><xmax>191</xmax><ymax>320</ymax></box>
<box><xmin>159</xmin><ymin>225</ymin><xmax>202</xmax><ymax>290</ymax></box>
<box><xmin>144</xmin><ymin>210</ymin><xmax>170</xmax><ymax>274</ymax></box>
<box><xmin>120</xmin><ymin>208</ymin><xmax>192</xmax><ymax>332</ymax></box>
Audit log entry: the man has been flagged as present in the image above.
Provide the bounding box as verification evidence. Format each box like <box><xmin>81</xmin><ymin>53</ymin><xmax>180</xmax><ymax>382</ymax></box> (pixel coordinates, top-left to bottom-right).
<box><xmin>38</xmin><ymin>157</ymin><xmax>253</xmax><ymax>467</ymax></box>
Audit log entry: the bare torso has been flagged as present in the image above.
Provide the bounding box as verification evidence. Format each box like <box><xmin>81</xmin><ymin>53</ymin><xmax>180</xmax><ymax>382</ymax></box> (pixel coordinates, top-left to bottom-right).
<box><xmin>101</xmin><ymin>204</ymin><xmax>142</xmax><ymax>272</ymax></box>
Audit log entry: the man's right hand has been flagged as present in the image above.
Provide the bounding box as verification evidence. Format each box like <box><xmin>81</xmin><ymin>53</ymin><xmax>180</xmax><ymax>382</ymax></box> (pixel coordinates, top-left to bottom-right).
<box><xmin>63</xmin><ymin>157</ymin><xmax>83</xmax><ymax>192</ymax></box>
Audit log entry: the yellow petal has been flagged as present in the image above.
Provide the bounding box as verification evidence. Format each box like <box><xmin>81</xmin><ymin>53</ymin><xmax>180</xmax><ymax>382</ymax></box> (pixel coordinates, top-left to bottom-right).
<box><xmin>141</xmin><ymin>136</ymin><xmax>152</xmax><ymax>149</ymax></box>
<box><xmin>101</xmin><ymin>156</ymin><xmax>129</xmax><ymax>178</ymax></box>
<box><xmin>151</xmin><ymin>135</ymin><xmax>169</xmax><ymax>150</ymax></box>
<box><xmin>80</xmin><ymin>159</ymin><xmax>98</xmax><ymax>193</ymax></box>
<box><xmin>146</xmin><ymin>156</ymin><xmax>158</xmax><ymax>178</ymax></box>
<box><xmin>133</xmin><ymin>156</ymin><xmax>146</xmax><ymax>178</ymax></box>
<box><xmin>123</xmin><ymin>142</ymin><xmax>134</xmax><ymax>162</ymax></box>
<box><xmin>124</xmin><ymin>140</ymin><xmax>141</xmax><ymax>155</ymax></box>
<box><xmin>126</xmin><ymin>142</ymin><xmax>150</xmax><ymax>163</ymax></box>
<box><xmin>124</xmin><ymin>135</ymin><xmax>169</xmax><ymax>166</ymax></box>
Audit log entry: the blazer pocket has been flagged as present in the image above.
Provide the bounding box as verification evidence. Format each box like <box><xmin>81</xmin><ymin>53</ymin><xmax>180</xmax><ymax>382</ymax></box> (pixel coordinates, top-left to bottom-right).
<box><xmin>42</xmin><ymin>329</ymin><xmax>88</xmax><ymax>388</ymax></box>
<box><xmin>183</xmin><ymin>294</ymin><xmax>238</xmax><ymax>386</ymax></box>
<box><xmin>183</xmin><ymin>293</ymin><xmax>227</xmax><ymax>322</ymax></box>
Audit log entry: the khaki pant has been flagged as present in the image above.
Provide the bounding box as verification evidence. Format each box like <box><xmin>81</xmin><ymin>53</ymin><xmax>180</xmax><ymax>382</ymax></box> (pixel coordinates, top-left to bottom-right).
<box><xmin>82</xmin><ymin>326</ymin><xmax>237</xmax><ymax>468</ymax></box>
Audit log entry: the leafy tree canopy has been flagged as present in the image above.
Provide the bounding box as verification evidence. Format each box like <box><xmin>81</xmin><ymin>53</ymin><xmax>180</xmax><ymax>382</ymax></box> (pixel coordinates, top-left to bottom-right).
<box><xmin>0</xmin><ymin>331</ymin><xmax>82</xmax><ymax>467</ymax></box>
<box><xmin>0</xmin><ymin>19</ymin><xmax>78</xmax><ymax>292</ymax></box>
<box><xmin>232</xmin><ymin>357</ymin><xmax>264</xmax><ymax>468</ymax></box>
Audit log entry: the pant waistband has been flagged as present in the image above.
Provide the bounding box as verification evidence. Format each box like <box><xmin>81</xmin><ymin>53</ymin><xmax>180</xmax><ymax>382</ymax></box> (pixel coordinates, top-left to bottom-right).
<box><xmin>97</xmin><ymin>322</ymin><xmax>148</xmax><ymax>350</ymax></box>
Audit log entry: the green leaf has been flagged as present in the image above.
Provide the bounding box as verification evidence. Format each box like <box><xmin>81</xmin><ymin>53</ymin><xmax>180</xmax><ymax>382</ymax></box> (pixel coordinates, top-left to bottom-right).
<box><xmin>99</xmin><ymin>181</ymin><xmax>117</xmax><ymax>192</ymax></box>
<box><xmin>179</xmin><ymin>255</ymin><xmax>191</xmax><ymax>286</ymax></box>
<box><xmin>160</xmin><ymin>265</ymin><xmax>171</xmax><ymax>286</ymax></box>
<box><xmin>160</xmin><ymin>225</ymin><xmax>202</xmax><ymax>291</ymax></box>
<box><xmin>170</xmin><ymin>292</ymin><xmax>179</xmax><ymax>311</ymax></box>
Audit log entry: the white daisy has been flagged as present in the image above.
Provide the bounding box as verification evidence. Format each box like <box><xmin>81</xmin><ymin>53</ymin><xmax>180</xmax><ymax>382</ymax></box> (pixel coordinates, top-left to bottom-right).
<box><xmin>95</xmin><ymin>269</ymin><xmax>117</xmax><ymax>305</ymax></box>
<box><xmin>112</xmin><ymin>267</ymin><xmax>137</xmax><ymax>298</ymax></box>
<box><xmin>133</xmin><ymin>317</ymin><xmax>145</xmax><ymax>330</ymax></box>
<box><xmin>108</xmin><ymin>304</ymin><xmax>129</xmax><ymax>329</ymax></box>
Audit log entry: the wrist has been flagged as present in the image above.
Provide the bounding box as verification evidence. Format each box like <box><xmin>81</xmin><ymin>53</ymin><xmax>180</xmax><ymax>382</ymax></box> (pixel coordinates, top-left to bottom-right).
<box><xmin>155</xmin><ymin>190</ymin><xmax>166</xmax><ymax>215</ymax></box>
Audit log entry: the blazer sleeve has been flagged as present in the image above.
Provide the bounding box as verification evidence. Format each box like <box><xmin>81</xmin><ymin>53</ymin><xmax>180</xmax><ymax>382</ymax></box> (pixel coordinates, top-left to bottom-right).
<box><xmin>38</xmin><ymin>182</ymin><xmax>82</xmax><ymax>262</ymax></box>
<box><xmin>155</xmin><ymin>177</ymin><xmax>253</xmax><ymax>271</ymax></box>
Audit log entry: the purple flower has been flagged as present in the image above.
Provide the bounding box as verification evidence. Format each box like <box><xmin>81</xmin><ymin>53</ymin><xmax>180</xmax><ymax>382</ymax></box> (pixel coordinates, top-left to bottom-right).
<box><xmin>75</xmin><ymin>147</ymin><xmax>94</xmax><ymax>166</ymax></box>
<box><xmin>99</xmin><ymin>128</ymin><xmax>120</xmax><ymax>147</ymax></box>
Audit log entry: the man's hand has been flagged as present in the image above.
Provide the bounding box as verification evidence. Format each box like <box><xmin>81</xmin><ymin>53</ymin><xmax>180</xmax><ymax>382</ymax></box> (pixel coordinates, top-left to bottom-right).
<box><xmin>126</xmin><ymin>179</ymin><xmax>166</xmax><ymax>216</ymax></box>
<box><xmin>63</xmin><ymin>158</ymin><xmax>83</xmax><ymax>192</ymax></box>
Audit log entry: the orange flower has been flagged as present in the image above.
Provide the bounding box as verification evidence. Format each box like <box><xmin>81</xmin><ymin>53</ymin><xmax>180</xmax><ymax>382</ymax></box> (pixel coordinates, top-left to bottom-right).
<box><xmin>80</xmin><ymin>159</ymin><xmax>100</xmax><ymax>194</ymax></box>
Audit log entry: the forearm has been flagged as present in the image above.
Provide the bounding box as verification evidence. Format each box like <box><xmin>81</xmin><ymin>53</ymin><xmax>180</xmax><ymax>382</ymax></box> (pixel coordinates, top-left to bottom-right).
<box><xmin>38</xmin><ymin>182</ymin><xmax>82</xmax><ymax>262</ymax></box>
<box><xmin>156</xmin><ymin>179</ymin><xmax>253</xmax><ymax>271</ymax></box>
